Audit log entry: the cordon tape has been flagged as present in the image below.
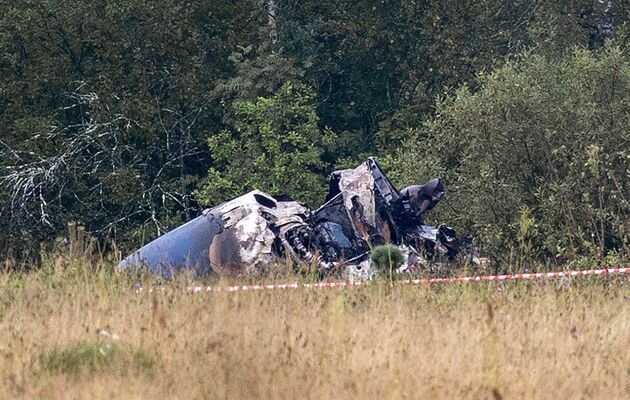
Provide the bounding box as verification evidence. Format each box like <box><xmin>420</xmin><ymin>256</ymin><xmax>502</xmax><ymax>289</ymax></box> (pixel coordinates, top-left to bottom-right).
<box><xmin>137</xmin><ymin>267</ymin><xmax>629</xmax><ymax>294</ymax></box>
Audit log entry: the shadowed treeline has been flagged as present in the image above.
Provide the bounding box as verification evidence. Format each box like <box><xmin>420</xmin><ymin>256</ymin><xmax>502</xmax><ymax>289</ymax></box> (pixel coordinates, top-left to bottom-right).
<box><xmin>1</xmin><ymin>1</ymin><xmax>629</xmax><ymax>265</ymax></box>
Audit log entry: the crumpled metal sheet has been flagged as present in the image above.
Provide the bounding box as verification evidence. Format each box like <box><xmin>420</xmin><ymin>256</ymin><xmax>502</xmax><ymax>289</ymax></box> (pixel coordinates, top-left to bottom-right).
<box><xmin>117</xmin><ymin>210</ymin><xmax>223</xmax><ymax>277</ymax></box>
<box><xmin>337</xmin><ymin>162</ymin><xmax>377</xmax><ymax>228</ymax></box>
<box><xmin>119</xmin><ymin>190</ymin><xmax>309</xmax><ymax>277</ymax></box>
<box><xmin>209</xmin><ymin>204</ymin><xmax>276</xmax><ymax>276</ymax></box>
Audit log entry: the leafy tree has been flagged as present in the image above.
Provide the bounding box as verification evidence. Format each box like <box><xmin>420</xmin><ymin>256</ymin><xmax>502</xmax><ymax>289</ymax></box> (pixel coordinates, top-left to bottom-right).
<box><xmin>197</xmin><ymin>82</ymin><xmax>333</xmax><ymax>207</ymax></box>
<box><xmin>0</xmin><ymin>0</ymin><xmax>264</xmax><ymax>256</ymax></box>
<box><xmin>394</xmin><ymin>46</ymin><xmax>630</xmax><ymax>261</ymax></box>
<box><xmin>275</xmin><ymin>0</ymin><xmax>578</xmax><ymax>157</ymax></box>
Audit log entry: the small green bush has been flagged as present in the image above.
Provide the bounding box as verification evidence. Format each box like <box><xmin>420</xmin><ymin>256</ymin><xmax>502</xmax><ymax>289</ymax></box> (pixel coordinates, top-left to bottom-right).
<box><xmin>370</xmin><ymin>245</ymin><xmax>404</xmax><ymax>273</ymax></box>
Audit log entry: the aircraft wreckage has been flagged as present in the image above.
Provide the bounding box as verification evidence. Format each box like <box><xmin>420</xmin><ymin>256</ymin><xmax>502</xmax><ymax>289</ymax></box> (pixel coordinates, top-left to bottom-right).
<box><xmin>119</xmin><ymin>158</ymin><xmax>474</xmax><ymax>280</ymax></box>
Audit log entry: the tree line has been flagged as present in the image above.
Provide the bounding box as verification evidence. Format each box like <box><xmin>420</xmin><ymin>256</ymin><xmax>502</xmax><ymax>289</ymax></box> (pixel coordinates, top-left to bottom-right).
<box><xmin>1</xmin><ymin>0</ymin><xmax>629</xmax><ymax>264</ymax></box>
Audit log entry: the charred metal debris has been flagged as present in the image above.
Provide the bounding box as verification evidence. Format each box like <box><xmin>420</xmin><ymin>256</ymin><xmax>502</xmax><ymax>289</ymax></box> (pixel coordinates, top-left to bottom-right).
<box><xmin>119</xmin><ymin>158</ymin><xmax>476</xmax><ymax>280</ymax></box>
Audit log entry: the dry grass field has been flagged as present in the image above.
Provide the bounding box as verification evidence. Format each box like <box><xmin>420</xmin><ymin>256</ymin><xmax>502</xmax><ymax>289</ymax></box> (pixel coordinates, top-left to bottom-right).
<box><xmin>1</xmin><ymin>260</ymin><xmax>628</xmax><ymax>399</ymax></box>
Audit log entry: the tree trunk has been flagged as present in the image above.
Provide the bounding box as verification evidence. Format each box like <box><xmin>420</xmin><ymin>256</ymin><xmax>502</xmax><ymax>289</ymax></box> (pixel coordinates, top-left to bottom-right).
<box><xmin>265</xmin><ymin>0</ymin><xmax>278</xmax><ymax>45</ymax></box>
<box><xmin>590</xmin><ymin>0</ymin><xmax>614</xmax><ymax>48</ymax></box>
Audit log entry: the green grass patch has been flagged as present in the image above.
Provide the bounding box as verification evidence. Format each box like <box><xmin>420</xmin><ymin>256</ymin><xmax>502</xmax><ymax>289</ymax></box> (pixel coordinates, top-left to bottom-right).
<box><xmin>38</xmin><ymin>341</ymin><xmax>157</xmax><ymax>377</ymax></box>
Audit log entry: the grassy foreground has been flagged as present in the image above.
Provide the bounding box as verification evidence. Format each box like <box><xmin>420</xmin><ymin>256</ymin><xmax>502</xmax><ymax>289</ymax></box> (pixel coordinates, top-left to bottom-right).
<box><xmin>1</xmin><ymin>261</ymin><xmax>628</xmax><ymax>399</ymax></box>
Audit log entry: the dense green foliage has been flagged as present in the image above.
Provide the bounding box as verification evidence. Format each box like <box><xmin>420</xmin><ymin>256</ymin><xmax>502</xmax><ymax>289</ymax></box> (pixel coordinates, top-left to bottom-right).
<box><xmin>394</xmin><ymin>47</ymin><xmax>630</xmax><ymax>261</ymax></box>
<box><xmin>0</xmin><ymin>0</ymin><xmax>264</xmax><ymax>257</ymax></box>
<box><xmin>1</xmin><ymin>0</ymin><xmax>629</xmax><ymax>263</ymax></box>
<box><xmin>197</xmin><ymin>82</ymin><xmax>332</xmax><ymax>207</ymax></box>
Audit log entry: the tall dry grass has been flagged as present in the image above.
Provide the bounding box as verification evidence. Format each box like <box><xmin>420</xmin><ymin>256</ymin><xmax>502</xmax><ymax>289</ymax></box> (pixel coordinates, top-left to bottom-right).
<box><xmin>0</xmin><ymin>259</ymin><xmax>628</xmax><ymax>399</ymax></box>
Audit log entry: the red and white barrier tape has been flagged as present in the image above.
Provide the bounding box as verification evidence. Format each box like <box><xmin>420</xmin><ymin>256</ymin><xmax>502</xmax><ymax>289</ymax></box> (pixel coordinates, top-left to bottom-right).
<box><xmin>168</xmin><ymin>267</ymin><xmax>628</xmax><ymax>294</ymax></box>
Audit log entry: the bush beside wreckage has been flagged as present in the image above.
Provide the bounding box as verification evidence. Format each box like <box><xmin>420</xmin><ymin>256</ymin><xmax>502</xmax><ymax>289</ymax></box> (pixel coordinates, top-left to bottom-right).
<box><xmin>119</xmin><ymin>158</ymin><xmax>476</xmax><ymax>280</ymax></box>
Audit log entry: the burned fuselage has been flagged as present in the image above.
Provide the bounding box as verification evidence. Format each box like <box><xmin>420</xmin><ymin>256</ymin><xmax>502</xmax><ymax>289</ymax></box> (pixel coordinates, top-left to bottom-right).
<box><xmin>119</xmin><ymin>158</ymin><xmax>465</xmax><ymax>279</ymax></box>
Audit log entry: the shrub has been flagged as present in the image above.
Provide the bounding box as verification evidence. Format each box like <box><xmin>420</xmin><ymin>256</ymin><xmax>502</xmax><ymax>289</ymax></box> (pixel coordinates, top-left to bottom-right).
<box><xmin>392</xmin><ymin>47</ymin><xmax>630</xmax><ymax>263</ymax></box>
<box><xmin>197</xmin><ymin>82</ymin><xmax>333</xmax><ymax>208</ymax></box>
<box><xmin>370</xmin><ymin>244</ymin><xmax>404</xmax><ymax>273</ymax></box>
